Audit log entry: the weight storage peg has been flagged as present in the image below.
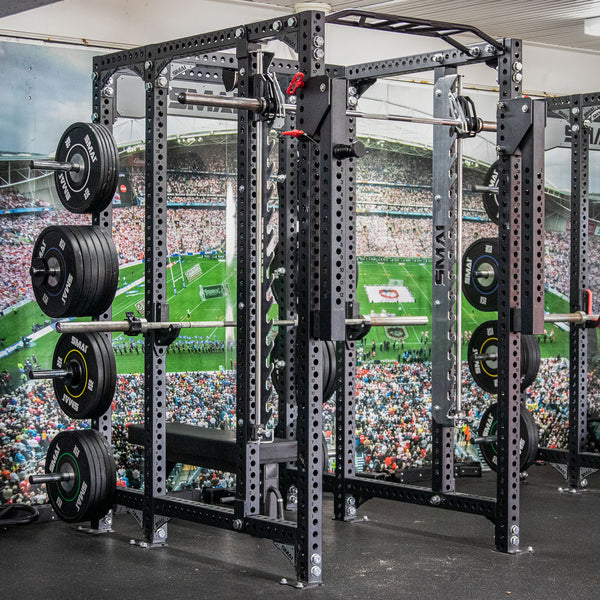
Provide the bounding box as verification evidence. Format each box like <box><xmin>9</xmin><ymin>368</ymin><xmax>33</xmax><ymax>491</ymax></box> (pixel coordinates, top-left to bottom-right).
<box><xmin>30</xmin><ymin>122</ymin><xmax>119</xmax><ymax>214</ymax></box>
<box><xmin>30</xmin><ymin>429</ymin><xmax>116</xmax><ymax>523</ymax></box>
<box><xmin>31</xmin><ymin>225</ymin><xmax>118</xmax><ymax>318</ymax></box>
<box><xmin>28</xmin><ymin>332</ymin><xmax>116</xmax><ymax>420</ymax></box>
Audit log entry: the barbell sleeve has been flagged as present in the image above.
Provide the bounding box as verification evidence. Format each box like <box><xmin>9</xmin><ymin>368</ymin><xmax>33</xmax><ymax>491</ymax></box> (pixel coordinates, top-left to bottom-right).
<box><xmin>30</xmin><ymin>159</ymin><xmax>81</xmax><ymax>173</ymax></box>
<box><xmin>28</xmin><ymin>368</ymin><xmax>72</xmax><ymax>380</ymax></box>
<box><xmin>29</xmin><ymin>472</ymin><xmax>74</xmax><ymax>485</ymax></box>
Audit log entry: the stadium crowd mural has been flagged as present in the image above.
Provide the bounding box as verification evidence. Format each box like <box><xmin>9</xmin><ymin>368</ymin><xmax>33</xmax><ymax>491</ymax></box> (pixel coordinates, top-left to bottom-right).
<box><xmin>2</xmin><ymin>141</ymin><xmax>599</xmax><ymax>505</ymax></box>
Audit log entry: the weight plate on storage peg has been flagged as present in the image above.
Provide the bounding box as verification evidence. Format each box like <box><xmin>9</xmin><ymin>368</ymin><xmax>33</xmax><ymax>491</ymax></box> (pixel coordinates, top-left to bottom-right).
<box><xmin>323</xmin><ymin>341</ymin><xmax>337</xmax><ymax>400</ymax></box>
<box><xmin>85</xmin><ymin>226</ymin><xmax>119</xmax><ymax>316</ymax></box>
<box><xmin>52</xmin><ymin>332</ymin><xmax>116</xmax><ymax>419</ymax></box>
<box><xmin>477</xmin><ymin>402</ymin><xmax>539</xmax><ymax>473</ymax></box>
<box><xmin>468</xmin><ymin>321</ymin><xmax>541</xmax><ymax>394</ymax></box>
<box><xmin>31</xmin><ymin>226</ymin><xmax>85</xmax><ymax>318</ymax></box>
<box><xmin>462</xmin><ymin>237</ymin><xmax>499</xmax><ymax>311</ymax></box>
<box><xmin>53</xmin><ymin>123</ymin><xmax>116</xmax><ymax>213</ymax></box>
<box><xmin>481</xmin><ymin>161</ymin><xmax>499</xmax><ymax>225</ymax></box>
<box><xmin>43</xmin><ymin>429</ymin><xmax>115</xmax><ymax>522</ymax></box>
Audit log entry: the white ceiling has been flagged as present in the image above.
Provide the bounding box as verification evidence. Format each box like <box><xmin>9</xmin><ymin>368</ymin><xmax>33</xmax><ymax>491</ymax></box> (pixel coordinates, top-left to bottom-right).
<box><xmin>242</xmin><ymin>0</ymin><xmax>600</xmax><ymax>51</ymax></box>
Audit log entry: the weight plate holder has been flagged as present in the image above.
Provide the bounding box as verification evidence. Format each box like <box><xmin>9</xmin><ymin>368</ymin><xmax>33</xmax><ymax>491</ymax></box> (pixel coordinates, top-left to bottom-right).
<box><xmin>37</xmin><ymin>429</ymin><xmax>116</xmax><ymax>523</ymax></box>
<box><xmin>481</xmin><ymin>160</ymin><xmax>499</xmax><ymax>225</ymax></box>
<box><xmin>30</xmin><ymin>225</ymin><xmax>86</xmax><ymax>318</ymax></box>
<box><xmin>270</xmin><ymin>335</ymin><xmax>337</xmax><ymax>401</ymax></box>
<box><xmin>462</xmin><ymin>237</ymin><xmax>499</xmax><ymax>312</ymax></box>
<box><xmin>477</xmin><ymin>402</ymin><xmax>539</xmax><ymax>473</ymax></box>
<box><xmin>52</xmin><ymin>331</ymin><xmax>116</xmax><ymax>419</ymax></box>
<box><xmin>53</xmin><ymin>122</ymin><xmax>118</xmax><ymax>214</ymax></box>
<box><xmin>467</xmin><ymin>321</ymin><xmax>541</xmax><ymax>394</ymax></box>
<box><xmin>31</xmin><ymin>225</ymin><xmax>119</xmax><ymax>318</ymax></box>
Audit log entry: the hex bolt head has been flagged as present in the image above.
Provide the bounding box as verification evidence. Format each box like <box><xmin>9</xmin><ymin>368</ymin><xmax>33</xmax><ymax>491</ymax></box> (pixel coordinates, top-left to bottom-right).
<box><xmin>239</xmin><ymin>184</ymin><xmax>245</xmax><ymax>193</ymax></box>
<box><xmin>346</xmin><ymin>496</ymin><xmax>356</xmax><ymax>506</ymax></box>
<box><xmin>320</xmin><ymin>83</ymin><xmax>327</xmax><ymax>93</ymax></box>
<box><xmin>276</xmin><ymin>174</ymin><xmax>286</xmax><ymax>183</ymax></box>
<box><xmin>103</xmin><ymin>87</ymin><xmax>114</xmax><ymax>97</ymax></box>
<box><xmin>521</xmin><ymin>104</ymin><xmax>529</xmax><ymax>113</ymax></box>
<box><xmin>145</xmin><ymin>82</ymin><xmax>153</xmax><ymax>92</ymax></box>
<box><xmin>510</xmin><ymin>535</ymin><xmax>519</xmax><ymax>546</ymax></box>
<box><xmin>233</xmin><ymin>519</ymin><xmax>243</xmax><ymax>531</ymax></box>
<box><xmin>469</xmin><ymin>47</ymin><xmax>481</xmax><ymax>57</ymax></box>
<box><xmin>432</xmin><ymin>53</ymin><xmax>444</xmax><ymax>63</ymax></box>
<box><xmin>313</xmin><ymin>47</ymin><xmax>325</xmax><ymax>60</ymax></box>
<box><xmin>91</xmin><ymin>72</ymin><xmax>98</xmax><ymax>81</ymax></box>
<box><xmin>572</xmin><ymin>124</ymin><xmax>580</xmax><ymax>133</ymax></box>
<box><xmin>313</xmin><ymin>35</ymin><xmax>325</xmax><ymax>47</ymax></box>
<box><xmin>513</xmin><ymin>61</ymin><xmax>523</xmax><ymax>72</ymax></box>
<box><xmin>510</xmin><ymin>524</ymin><xmax>520</xmax><ymax>535</ymax></box>
<box><xmin>430</xmin><ymin>495</ymin><xmax>441</xmax><ymax>506</ymax></box>
<box><xmin>348</xmin><ymin>96</ymin><xmax>358</xmax><ymax>107</ymax></box>
<box><xmin>485</xmin><ymin>44</ymin><xmax>494</xmax><ymax>53</ymax></box>
<box><xmin>346</xmin><ymin>506</ymin><xmax>357</xmax><ymax>517</ymax></box>
<box><xmin>157</xmin><ymin>526</ymin><xmax>166</xmax><ymax>539</ymax></box>
<box><xmin>583</xmin><ymin>119</ymin><xmax>592</xmax><ymax>129</ymax></box>
<box><xmin>581</xmin><ymin>478</ymin><xmax>588</xmax><ymax>487</ymax></box>
<box><xmin>238</xmin><ymin>418</ymin><xmax>244</xmax><ymax>427</ymax></box>
<box><xmin>157</xmin><ymin>76</ymin><xmax>168</xmax><ymax>88</ymax></box>
<box><xmin>572</xmin><ymin>107</ymin><xmax>580</xmax><ymax>115</ymax></box>
<box><xmin>435</xmin><ymin>89</ymin><xmax>442</xmax><ymax>97</ymax></box>
<box><xmin>144</xmin><ymin>60</ymin><xmax>153</xmax><ymax>70</ymax></box>
<box><xmin>311</xmin><ymin>566</ymin><xmax>322</xmax><ymax>578</ymax></box>
<box><xmin>272</xmin><ymin>20</ymin><xmax>282</xmax><ymax>31</ymax></box>
<box><xmin>238</xmin><ymin>302</ymin><xmax>245</xmax><ymax>309</ymax></box>
<box><xmin>239</xmin><ymin>67</ymin><xmax>246</xmax><ymax>77</ymax></box>
<box><xmin>311</xmin><ymin>553</ymin><xmax>322</xmax><ymax>565</ymax></box>
<box><xmin>287</xmin><ymin>16</ymin><xmax>297</xmax><ymax>27</ymax></box>
<box><xmin>91</xmin><ymin>112</ymin><xmax>99</xmax><ymax>122</ymax></box>
<box><xmin>235</xmin><ymin>27</ymin><xmax>244</xmax><ymax>39</ymax></box>
<box><xmin>275</xmin><ymin>359</ymin><xmax>286</xmax><ymax>370</ymax></box>
<box><xmin>512</xmin><ymin>72</ymin><xmax>523</xmax><ymax>83</ymax></box>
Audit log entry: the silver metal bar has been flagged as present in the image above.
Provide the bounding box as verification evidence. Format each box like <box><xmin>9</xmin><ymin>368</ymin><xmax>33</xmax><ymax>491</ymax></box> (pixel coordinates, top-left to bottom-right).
<box><xmin>472</xmin><ymin>184</ymin><xmax>498</xmax><ymax>194</ymax></box>
<box><xmin>55</xmin><ymin>315</ymin><xmax>429</xmax><ymax>334</ymax></box>
<box><xmin>30</xmin><ymin>160</ymin><xmax>80</xmax><ymax>173</ymax></box>
<box><xmin>27</xmin><ymin>368</ymin><xmax>71</xmax><ymax>380</ymax></box>
<box><xmin>472</xmin><ymin>352</ymin><xmax>498</xmax><ymax>361</ymax></box>
<box><xmin>178</xmin><ymin>91</ymin><xmax>266</xmax><ymax>112</ymax></box>
<box><xmin>177</xmin><ymin>92</ymin><xmax>498</xmax><ymax>132</ymax></box>
<box><xmin>544</xmin><ymin>311</ymin><xmax>599</xmax><ymax>324</ymax></box>
<box><xmin>29</xmin><ymin>472</ymin><xmax>73</xmax><ymax>484</ymax></box>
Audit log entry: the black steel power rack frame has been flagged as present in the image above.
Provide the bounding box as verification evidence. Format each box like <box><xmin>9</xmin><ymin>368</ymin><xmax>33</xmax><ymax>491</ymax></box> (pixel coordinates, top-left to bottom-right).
<box><xmin>538</xmin><ymin>93</ymin><xmax>600</xmax><ymax>487</ymax></box>
<box><xmin>85</xmin><ymin>7</ymin><xmax>545</xmax><ymax>585</ymax></box>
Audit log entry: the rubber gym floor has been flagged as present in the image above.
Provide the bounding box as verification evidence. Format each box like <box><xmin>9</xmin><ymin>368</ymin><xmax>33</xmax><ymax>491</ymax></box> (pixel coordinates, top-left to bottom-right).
<box><xmin>3</xmin><ymin>463</ymin><xmax>599</xmax><ymax>600</ymax></box>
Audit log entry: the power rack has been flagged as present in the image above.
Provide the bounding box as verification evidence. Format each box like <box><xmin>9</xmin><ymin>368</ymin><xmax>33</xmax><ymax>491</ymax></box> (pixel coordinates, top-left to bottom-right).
<box><xmin>85</xmin><ymin>8</ymin><xmax>545</xmax><ymax>586</ymax></box>
<box><xmin>540</xmin><ymin>93</ymin><xmax>600</xmax><ymax>487</ymax></box>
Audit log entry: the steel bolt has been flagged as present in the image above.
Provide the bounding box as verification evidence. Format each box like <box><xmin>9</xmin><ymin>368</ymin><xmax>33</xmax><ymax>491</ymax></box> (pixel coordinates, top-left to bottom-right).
<box><xmin>571</xmin><ymin>107</ymin><xmax>580</xmax><ymax>115</ymax></box>
<box><xmin>433</xmin><ymin>405</ymin><xmax>440</xmax><ymax>411</ymax></box>
<box><xmin>348</xmin><ymin>96</ymin><xmax>358</xmax><ymax>107</ymax></box>
<box><xmin>583</xmin><ymin>119</ymin><xmax>592</xmax><ymax>129</ymax></box>
<box><xmin>91</xmin><ymin>72</ymin><xmax>98</xmax><ymax>81</ymax></box>
<box><xmin>275</xmin><ymin>359</ymin><xmax>286</xmax><ymax>370</ymax></box>
<box><xmin>233</xmin><ymin>519</ymin><xmax>243</xmax><ymax>531</ymax></box>
<box><xmin>346</xmin><ymin>506</ymin><xmax>357</xmax><ymax>517</ymax></box>
<box><xmin>91</xmin><ymin>112</ymin><xmax>99</xmax><ymax>122</ymax></box>
<box><xmin>435</xmin><ymin>89</ymin><xmax>442</xmax><ymax>97</ymax></box>
<box><xmin>512</xmin><ymin>72</ymin><xmax>523</xmax><ymax>83</ymax></box>
<box><xmin>430</xmin><ymin>495</ymin><xmax>441</xmax><ymax>506</ymax></box>
<box><xmin>276</xmin><ymin>174</ymin><xmax>286</xmax><ymax>183</ymax></box>
<box><xmin>313</xmin><ymin>47</ymin><xmax>325</xmax><ymax>60</ymax></box>
<box><xmin>145</xmin><ymin>82</ymin><xmax>153</xmax><ymax>92</ymax></box>
<box><xmin>311</xmin><ymin>553</ymin><xmax>321</xmax><ymax>565</ymax></box>
<box><xmin>235</xmin><ymin>27</ymin><xmax>244</xmax><ymax>39</ymax></box>
<box><xmin>311</xmin><ymin>566</ymin><xmax>322</xmax><ymax>577</ymax></box>
<box><xmin>485</xmin><ymin>44</ymin><xmax>494</xmax><ymax>53</ymax></box>
<box><xmin>510</xmin><ymin>524</ymin><xmax>519</xmax><ymax>535</ymax></box>
<box><xmin>272</xmin><ymin>20</ymin><xmax>282</xmax><ymax>31</ymax></box>
<box><xmin>513</xmin><ymin>61</ymin><xmax>523</xmax><ymax>72</ymax></box>
<box><xmin>238</xmin><ymin>418</ymin><xmax>244</xmax><ymax>427</ymax></box>
<box><xmin>521</xmin><ymin>104</ymin><xmax>529</xmax><ymax>113</ymax></box>
<box><xmin>320</xmin><ymin>83</ymin><xmax>327</xmax><ymax>93</ymax></box>
<box><xmin>144</xmin><ymin>60</ymin><xmax>153</xmax><ymax>70</ymax></box>
<box><xmin>157</xmin><ymin>526</ymin><xmax>166</xmax><ymax>539</ymax></box>
<box><xmin>572</xmin><ymin>124</ymin><xmax>580</xmax><ymax>133</ymax></box>
<box><xmin>238</xmin><ymin>302</ymin><xmax>245</xmax><ymax>309</ymax></box>
<box><xmin>497</xmin><ymin>102</ymin><xmax>505</xmax><ymax>110</ymax></box>
<box><xmin>287</xmin><ymin>17</ymin><xmax>297</xmax><ymax>27</ymax></box>
<box><xmin>239</xmin><ymin>67</ymin><xmax>246</xmax><ymax>77</ymax></box>
<box><xmin>313</xmin><ymin>35</ymin><xmax>325</xmax><ymax>47</ymax></box>
<box><xmin>157</xmin><ymin>76</ymin><xmax>168</xmax><ymax>88</ymax></box>
<box><xmin>239</xmin><ymin>185</ymin><xmax>245</xmax><ymax>193</ymax></box>
<box><xmin>348</xmin><ymin>86</ymin><xmax>357</xmax><ymax>96</ymax></box>
<box><xmin>510</xmin><ymin>535</ymin><xmax>519</xmax><ymax>546</ymax></box>
<box><xmin>469</xmin><ymin>47</ymin><xmax>481</xmax><ymax>57</ymax></box>
<box><xmin>432</xmin><ymin>53</ymin><xmax>444</xmax><ymax>63</ymax></box>
<box><xmin>347</xmin><ymin>496</ymin><xmax>356</xmax><ymax>506</ymax></box>
<box><xmin>289</xmin><ymin>95</ymin><xmax>297</xmax><ymax>105</ymax></box>
<box><xmin>581</xmin><ymin>478</ymin><xmax>588</xmax><ymax>487</ymax></box>
<box><xmin>434</xmin><ymin>299</ymin><xmax>441</xmax><ymax>305</ymax></box>
<box><xmin>103</xmin><ymin>87</ymin><xmax>114</xmax><ymax>97</ymax></box>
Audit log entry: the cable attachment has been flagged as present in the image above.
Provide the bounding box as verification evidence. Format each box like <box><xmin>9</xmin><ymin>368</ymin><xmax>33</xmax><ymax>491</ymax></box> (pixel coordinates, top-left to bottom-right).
<box><xmin>450</xmin><ymin>93</ymin><xmax>484</xmax><ymax>137</ymax></box>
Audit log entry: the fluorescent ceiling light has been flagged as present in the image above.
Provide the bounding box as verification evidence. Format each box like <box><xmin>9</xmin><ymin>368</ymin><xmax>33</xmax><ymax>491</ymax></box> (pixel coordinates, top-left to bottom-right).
<box><xmin>584</xmin><ymin>16</ymin><xmax>600</xmax><ymax>36</ymax></box>
<box><xmin>361</xmin><ymin>1</ymin><xmax>409</xmax><ymax>9</ymax></box>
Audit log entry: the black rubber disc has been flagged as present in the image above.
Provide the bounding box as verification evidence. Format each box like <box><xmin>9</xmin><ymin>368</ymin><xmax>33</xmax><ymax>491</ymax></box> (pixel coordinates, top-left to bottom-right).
<box><xmin>477</xmin><ymin>402</ymin><xmax>539</xmax><ymax>473</ymax></box>
<box><xmin>462</xmin><ymin>237</ymin><xmax>499</xmax><ymax>311</ymax></box>
<box><xmin>52</xmin><ymin>332</ymin><xmax>115</xmax><ymax>419</ymax></box>
<box><xmin>323</xmin><ymin>340</ymin><xmax>337</xmax><ymax>400</ymax></box>
<box><xmin>521</xmin><ymin>335</ymin><xmax>541</xmax><ymax>390</ymax></box>
<box><xmin>31</xmin><ymin>226</ymin><xmax>85</xmax><ymax>318</ymax></box>
<box><xmin>482</xmin><ymin>161</ymin><xmax>499</xmax><ymax>225</ymax></box>
<box><xmin>54</xmin><ymin>123</ymin><xmax>113</xmax><ymax>214</ymax></box>
<box><xmin>44</xmin><ymin>430</ymin><xmax>101</xmax><ymax>522</ymax></box>
<box><xmin>271</xmin><ymin>243</ymin><xmax>284</xmax><ymax>306</ymax></box>
<box><xmin>86</xmin><ymin>226</ymin><xmax>119</xmax><ymax>316</ymax></box>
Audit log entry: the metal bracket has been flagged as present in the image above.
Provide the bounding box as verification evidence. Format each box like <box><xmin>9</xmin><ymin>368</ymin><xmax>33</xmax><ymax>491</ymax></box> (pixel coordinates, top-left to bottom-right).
<box><xmin>497</xmin><ymin>97</ymin><xmax>533</xmax><ymax>154</ymax></box>
<box><xmin>77</xmin><ymin>511</ymin><xmax>114</xmax><ymax>535</ymax></box>
<box><xmin>128</xmin><ymin>509</ymin><xmax>169</xmax><ymax>547</ymax></box>
<box><xmin>274</xmin><ymin>541</ymin><xmax>295</xmax><ymax>565</ymax></box>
